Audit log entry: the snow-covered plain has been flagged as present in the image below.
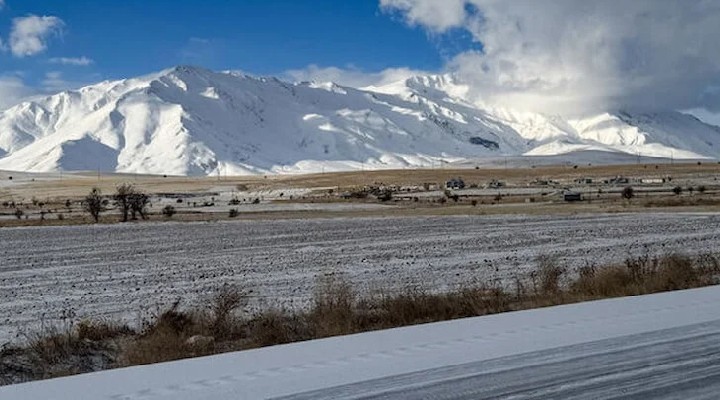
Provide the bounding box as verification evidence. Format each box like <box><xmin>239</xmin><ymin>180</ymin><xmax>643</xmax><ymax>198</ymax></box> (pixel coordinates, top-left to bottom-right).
<box><xmin>1</xmin><ymin>212</ymin><xmax>720</xmax><ymax>344</ymax></box>
<box><xmin>0</xmin><ymin>66</ymin><xmax>719</xmax><ymax>176</ymax></box>
<box><xmin>3</xmin><ymin>285</ymin><xmax>720</xmax><ymax>399</ymax></box>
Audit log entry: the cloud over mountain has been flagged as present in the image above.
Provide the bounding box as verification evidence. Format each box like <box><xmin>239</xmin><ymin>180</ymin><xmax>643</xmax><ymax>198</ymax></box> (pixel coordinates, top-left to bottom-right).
<box><xmin>283</xmin><ymin>65</ymin><xmax>426</xmax><ymax>89</ymax></box>
<box><xmin>381</xmin><ymin>0</ymin><xmax>720</xmax><ymax>114</ymax></box>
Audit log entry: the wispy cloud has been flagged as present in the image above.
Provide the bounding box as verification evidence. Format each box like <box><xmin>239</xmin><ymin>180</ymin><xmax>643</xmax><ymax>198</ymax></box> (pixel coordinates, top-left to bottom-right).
<box><xmin>9</xmin><ymin>15</ymin><xmax>64</xmax><ymax>57</ymax></box>
<box><xmin>0</xmin><ymin>74</ymin><xmax>36</xmax><ymax>110</ymax></box>
<box><xmin>49</xmin><ymin>56</ymin><xmax>94</xmax><ymax>66</ymax></box>
<box><xmin>41</xmin><ymin>71</ymin><xmax>82</xmax><ymax>92</ymax></box>
<box><xmin>283</xmin><ymin>64</ymin><xmax>426</xmax><ymax>89</ymax></box>
<box><xmin>179</xmin><ymin>37</ymin><xmax>219</xmax><ymax>66</ymax></box>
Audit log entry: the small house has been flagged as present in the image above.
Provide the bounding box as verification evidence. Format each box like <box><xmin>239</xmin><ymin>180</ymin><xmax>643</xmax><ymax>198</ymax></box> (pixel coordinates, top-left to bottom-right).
<box><xmin>446</xmin><ymin>178</ymin><xmax>466</xmax><ymax>190</ymax></box>
<box><xmin>530</xmin><ymin>178</ymin><xmax>550</xmax><ymax>186</ymax></box>
<box><xmin>605</xmin><ymin>176</ymin><xmax>629</xmax><ymax>184</ymax></box>
<box><xmin>487</xmin><ymin>179</ymin><xmax>505</xmax><ymax>189</ymax></box>
<box><xmin>640</xmin><ymin>178</ymin><xmax>664</xmax><ymax>184</ymax></box>
<box><xmin>564</xmin><ymin>191</ymin><xmax>583</xmax><ymax>202</ymax></box>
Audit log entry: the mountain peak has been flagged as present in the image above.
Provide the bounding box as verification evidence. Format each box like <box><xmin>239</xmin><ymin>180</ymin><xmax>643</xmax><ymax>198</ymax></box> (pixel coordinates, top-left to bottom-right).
<box><xmin>0</xmin><ymin>67</ymin><xmax>718</xmax><ymax>176</ymax></box>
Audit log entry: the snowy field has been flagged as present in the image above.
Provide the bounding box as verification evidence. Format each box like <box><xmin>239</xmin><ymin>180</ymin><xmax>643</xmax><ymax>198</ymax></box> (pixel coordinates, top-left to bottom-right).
<box><xmin>1</xmin><ymin>212</ymin><xmax>720</xmax><ymax>343</ymax></box>
<box><xmin>3</xmin><ymin>285</ymin><xmax>720</xmax><ymax>399</ymax></box>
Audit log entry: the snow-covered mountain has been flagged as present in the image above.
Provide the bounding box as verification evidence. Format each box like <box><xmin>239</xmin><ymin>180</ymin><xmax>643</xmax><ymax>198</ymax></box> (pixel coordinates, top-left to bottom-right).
<box><xmin>0</xmin><ymin>66</ymin><xmax>718</xmax><ymax>175</ymax></box>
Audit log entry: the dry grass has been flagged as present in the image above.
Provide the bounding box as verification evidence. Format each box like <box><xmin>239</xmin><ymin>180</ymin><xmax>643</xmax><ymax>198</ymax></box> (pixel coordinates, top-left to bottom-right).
<box><xmin>570</xmin><ymin>253</ymin><xmax>719</xmax><ymax>298</ymax></box>
<box><xmin>0</xmin><ymin>318</ymin><xmax>131</xmax><ymax>384</ymax></box>
<box><xmin>4</xmin><ymin>161</ymin><xmax>719</xmax><ymax>202</ymax></box>
<box><xmin>642</xmin><ymin>196</ymin><xmax>720</xmax><ymax>208</ymax></box>
<box><xmin>4</xmin><ymin>161</ymin><xmax>720</xmax><ymax>228</ymax></box>
<box><xmin>122</xmin><ymin>285</ymin><xmax>250</xmax><ymax>365</ymax></box>
<box><xmin>4</xmin><ymin>252</ymin><xmax>719</xmax><ymax>385</ymax></box>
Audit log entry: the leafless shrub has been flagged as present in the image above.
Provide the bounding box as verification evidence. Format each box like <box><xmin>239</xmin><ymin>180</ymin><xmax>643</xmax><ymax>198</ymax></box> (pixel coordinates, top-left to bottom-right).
<box><xmin>622</xmin><ymin>186</ymin><xmax>635</xmax><ymax>199</ymax></box>
<box><xmin>83</xmin><ymin>188</ymin><xmax>105</xmax><ymax>223</ymax></box>
<box><xmin>310</xmin><ymin>274</ymin><xmax>356</xmax><ymax>337</ymax></box>
<box><xmin>535</xmin><ymin>255</ymin><xmax>566</xmax><ymax>297</ymax></box>
<box><xmin>206</xmin><ymin>285</ymin><xmax>247</xmax><ymax>340</ymax></box>
<box><xmin>162</xmin><ymin>205</ymin><xmax>176</xmax><ymax>218</ymax></box>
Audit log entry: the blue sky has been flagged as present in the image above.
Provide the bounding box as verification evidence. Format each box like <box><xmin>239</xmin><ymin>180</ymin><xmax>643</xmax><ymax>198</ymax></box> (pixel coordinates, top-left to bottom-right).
<box><xmin>0</xmin><ymin>0</ymin><xmax>718</xmax><ymax>116</ymax></box>
<box><xmin>0</xmin><ymin>0</ymin><xmax>476</xmax><ymax>92</ymax></box>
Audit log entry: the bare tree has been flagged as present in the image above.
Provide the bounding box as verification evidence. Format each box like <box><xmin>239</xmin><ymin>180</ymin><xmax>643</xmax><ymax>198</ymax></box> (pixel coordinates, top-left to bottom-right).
<box><xmin>83</xmin><ymin>187</ymin><xmax>105</xmax><ymax>223</ymax></box>
<box><xmin>114</xmin><ymin>183</ymin><xmax>134</xmax><ymax>222</ymax></box>
<box><xmin>112</xmin><ymin>183</ymin><xmax>151</xmax><ymax>221</ymax></box>
<box><xmin>129</xmin><ymin>192</ymin><xmax>150</xmax><ymax>220</ymax></box>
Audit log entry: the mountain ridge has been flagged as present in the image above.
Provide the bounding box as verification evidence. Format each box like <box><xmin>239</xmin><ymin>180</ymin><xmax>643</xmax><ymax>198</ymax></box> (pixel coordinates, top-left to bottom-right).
<box><xmin>0</xmin><ymin>65</ymin><xmax>718</xmax><ymax>176</ymax></box>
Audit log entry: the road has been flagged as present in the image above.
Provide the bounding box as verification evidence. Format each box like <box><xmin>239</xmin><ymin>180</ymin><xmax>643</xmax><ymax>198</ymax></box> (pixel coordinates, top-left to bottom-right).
<box><xmin>280</xmin><ymin>322</ymin><xmax>720</xmax><ymax>399</ymax></box>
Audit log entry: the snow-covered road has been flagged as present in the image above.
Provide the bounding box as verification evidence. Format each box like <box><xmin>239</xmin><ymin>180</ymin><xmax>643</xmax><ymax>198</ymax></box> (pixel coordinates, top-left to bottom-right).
<box><xmin>2</xmin><ymin>212</ymin><xmax>720</xmax><ymax>343</ymax></box>
<box><xmin>282</xmin><ymin>321</ymin><xmax>720</xmax><ymax>399</ymax></box>
<box><xmin>3</xmin><ymin>286</ymin><xmax>720</xmax><ymax>399</ymax></box>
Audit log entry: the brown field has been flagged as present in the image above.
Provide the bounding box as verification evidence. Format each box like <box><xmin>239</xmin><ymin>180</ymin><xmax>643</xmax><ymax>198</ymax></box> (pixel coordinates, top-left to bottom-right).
<box><xmin>4</xmin><ymin>162</ymin><xmax>720</xmax><ymax>195</ymax></box>
<box><xmin>1</xmin><ymin>162</ymin><xmax>720</xmax><ymax>227</ymax></box>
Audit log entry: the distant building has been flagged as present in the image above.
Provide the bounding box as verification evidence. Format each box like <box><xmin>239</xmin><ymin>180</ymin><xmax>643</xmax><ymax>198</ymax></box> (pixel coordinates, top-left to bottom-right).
<box><xmin>446</xmin><ymin>178</ymin><xmax>465</xmax><ymax>189</ymax></box>
<box><xmin>640</xmin><ymin>178</ymin><xmax>665</xmax><ymax>184</ymax></box>
<box><xmin>564</xmin><ymin>191</ymin><xmax>583</xmax><ymax>202</ymax></box>
<box><xmin>605</xmin><ymin>176</ymin><xmax>629</xmax><ymax>184</ymax></box>
<box><xmin>487</xmin><ymin>179</ymin><xmax>505</xmax><ymax>189</ymax></box>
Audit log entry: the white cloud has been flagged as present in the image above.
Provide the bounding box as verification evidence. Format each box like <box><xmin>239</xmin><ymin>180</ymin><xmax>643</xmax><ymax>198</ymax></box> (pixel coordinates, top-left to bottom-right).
<box><xmin>0</xmin><ymin>71</ymin><xmax>98</xmax><ymax>110</ymax></box>
<box><xmin>380</xmin><ymin>0</ymin><xmax>466</xmax><ymax>32</ymax></box>
<box><xmin>41</xmin><ymin>71</ymin><xmax>83</xmax><ymax>92</ymax></box>
<box><xmin>0</xmin><ymin>0</ymin><xmax>5</xmax><ymax>10</ymax></box>
<box><xmin>10</xmin><ymin>15</ymin><xmax>64</xmax><ymax>57</ymax></box>
<box><xmin>381</xmin><ymin>0</ymin><xmax>720</xmax><ymax>114</ymax></box>
<box><xmin>48</xmin><ymin>56</ymin><xmax>94</xmax><ymax>66</ymax></box>
<box><xmin>0</xmin><ymin>75</ymin><xmax>37</xmax><ymax>110</ymax></box>
<box><xmin>283</xmin><ymin>65</ymin><xmax>427</xmax><ymax>89</ymax></box>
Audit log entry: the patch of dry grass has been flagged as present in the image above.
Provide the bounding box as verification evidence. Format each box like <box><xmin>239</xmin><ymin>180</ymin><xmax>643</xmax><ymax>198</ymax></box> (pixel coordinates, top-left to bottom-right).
<box><xmin>4</xmin><ymin>252</ymin><xmax>719</xmax><ymax>385</ymax></box>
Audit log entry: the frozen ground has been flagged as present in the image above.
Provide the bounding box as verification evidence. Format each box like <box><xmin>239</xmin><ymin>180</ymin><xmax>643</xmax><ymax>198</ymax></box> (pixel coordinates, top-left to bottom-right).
<box><xmin>1</xmin><ymin>212</ymin><xmax>720</xmax><ymax>343</ymax></box>
<box><xmin>3</xmin><ymin>285</ymin><xmax>720</xmax><ymax>399</ymax></box>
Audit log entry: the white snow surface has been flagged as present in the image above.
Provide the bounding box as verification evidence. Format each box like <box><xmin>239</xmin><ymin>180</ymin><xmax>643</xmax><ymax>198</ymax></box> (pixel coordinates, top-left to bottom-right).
<box><xmin>0</xmin><ymin>66</ymin><xmax>719</xmax><ymax>176</ymax></box>
<box><xmin>3</xmin><ymin>286</ymin><xmax>720</xmax><ymax>399</ymax></box>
